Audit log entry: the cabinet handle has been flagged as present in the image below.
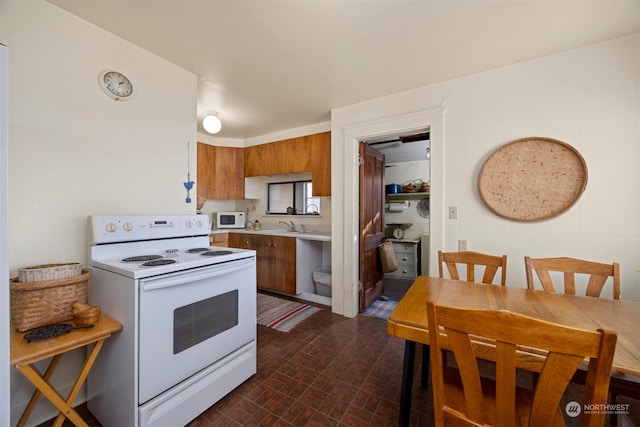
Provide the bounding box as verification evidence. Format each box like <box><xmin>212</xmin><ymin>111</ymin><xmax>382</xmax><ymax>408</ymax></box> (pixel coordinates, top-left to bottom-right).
<box><xmin>402</xmin><ymin>257</ymin><xmax>408</xmax><ymax>261</ymax></box>
<box><xmin>402</xmin><ymin>269</ymin><xmax>408</xmax><ymax>273</ymax></box>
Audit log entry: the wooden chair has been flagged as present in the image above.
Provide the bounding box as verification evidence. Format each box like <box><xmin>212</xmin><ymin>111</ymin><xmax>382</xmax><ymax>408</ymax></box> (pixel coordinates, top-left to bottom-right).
<box><xmin>524</xmin><ymin>256</ymin><xmax>620</xmax><ymax>300</ymax></box>
<box><xmin>438</xmin><ymin>250</ymin><xmax>508</xmax><ymax>285</ymax></box>
<box><xmin>429</xmin><ymin>251</ymin><xmax>508</xmax><ymax>389</ymax></box>
<box><xmin>426</xmin><ymin>300</ymin><xmax>617</xmax><ymax>427</ymax></box>
<box><xmin>525</xmin><ymin>256</ymin><xmax>627</xmax><ymax>424</ymax></box>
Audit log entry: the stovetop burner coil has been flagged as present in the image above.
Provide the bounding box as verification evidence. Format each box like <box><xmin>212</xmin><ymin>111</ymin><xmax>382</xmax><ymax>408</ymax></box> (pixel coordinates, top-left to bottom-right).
<box><xmin>122</xmin><ymin>255</ymin><xmax>163</xmax><ymax>262</ymax></box>
<box><xmin>200</xmin><ymin>250</ymin><xmax>233</xmax><ymax>257</ymax></box>
<box><xmin>186</xmin><ymin>248</ymin><xmax>211</xmax><ymax>253</ymax></box>
<box><xmin>141</xmin><ymin>259</ymin><xmax>178</xmax><ymax>267</ymax></box>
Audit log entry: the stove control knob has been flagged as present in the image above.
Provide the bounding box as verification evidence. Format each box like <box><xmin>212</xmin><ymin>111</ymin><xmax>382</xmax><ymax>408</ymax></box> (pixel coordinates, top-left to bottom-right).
<box><xmin>185</xmin><ymin>220</ymin><xmax>193</xmax><ymax>228</ymax></box>
<box><xmin>123</xmin><ymin>222</ymin><xmax>134</xmax><ymax>232</ymax></box>
<box><xmin>196</xmin><ymin>220</ymin><xmax>203</xmax><ymax>228</ymax></box>
<box><xmin>105</xmin><ymin>223</ymin><xmax>117</xmax><ymax>233</ymax></box>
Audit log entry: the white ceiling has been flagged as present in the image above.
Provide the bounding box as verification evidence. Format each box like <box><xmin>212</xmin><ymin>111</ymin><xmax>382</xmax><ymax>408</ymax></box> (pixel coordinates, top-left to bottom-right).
<box><xmin>48</xmin><ymin>0</ymin><xmax>640</xmax><ymax>140</ymax></box>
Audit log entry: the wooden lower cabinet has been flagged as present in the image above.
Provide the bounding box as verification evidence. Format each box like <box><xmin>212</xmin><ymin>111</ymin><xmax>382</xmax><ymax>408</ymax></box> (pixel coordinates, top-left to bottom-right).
<box><xmin>209</xmin><ymin>233</ymin><xmax>229</xmax><ymax>247</ymax></box>
<box><xmin>229</xmin><ymin>233</ymin><xmax>297</xmax><ymax>294</ymax></box>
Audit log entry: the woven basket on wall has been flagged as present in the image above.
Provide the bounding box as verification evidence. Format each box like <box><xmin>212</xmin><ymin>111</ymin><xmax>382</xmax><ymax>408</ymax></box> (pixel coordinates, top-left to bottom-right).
<box><xmin>10</xmin><ymin>268</ymin><xmax>91</xmax><ymax>331</ymax></box>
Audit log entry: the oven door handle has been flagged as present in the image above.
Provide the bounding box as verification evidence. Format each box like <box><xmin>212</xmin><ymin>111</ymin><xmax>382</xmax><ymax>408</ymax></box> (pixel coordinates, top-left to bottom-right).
<box><xmin>141</xmin><ymin>257</ymin><xmax>254</xmax><ymax>291</ymax></box>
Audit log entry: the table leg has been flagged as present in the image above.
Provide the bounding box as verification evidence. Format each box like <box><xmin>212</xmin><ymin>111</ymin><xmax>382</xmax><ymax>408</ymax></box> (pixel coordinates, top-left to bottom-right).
<box><xmin>421</xmin><ymin>344</ymin><xmax>430</xmax><ymax>388</ymax></box>
<box><xmin>16</xmin><ymin>364</ymin><xmax>88</xmax><ymax>427</ymax></box>
<box><xmin>399</xmin><ymin>340</ymin><xmax>416</xmax><ymax>427</ymax></box>
<box><xmin>52</xmin><ymin>339</ymin><xmax>105</xmax><ymax>427</ymax></box>
<box><xmin>16</xmin><ymin>354</ymin><xmax>63</xmax><ymax>427</ymax></box>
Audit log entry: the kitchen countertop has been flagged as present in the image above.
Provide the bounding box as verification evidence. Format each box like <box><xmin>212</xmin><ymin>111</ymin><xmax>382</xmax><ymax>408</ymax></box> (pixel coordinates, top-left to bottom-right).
<box><xmin>387</xmin><ymin>238</ymin><xmax>420</xmax><ymax>243</ymax></box>
<box><xmin>211</xmin><ymin>228</ymin><xmax>331</xmax><ymax>242</ymax></box>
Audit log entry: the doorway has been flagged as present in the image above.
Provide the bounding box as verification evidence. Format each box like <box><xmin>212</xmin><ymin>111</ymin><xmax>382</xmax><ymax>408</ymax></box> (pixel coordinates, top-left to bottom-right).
<box><xmin>358</xmin><ymin>142</ymin><xmax>385</xmax><ymax>312</ymax></box>
<box><xmin>331</xmin><ymin>108</ymin><xmax>443</xmax><ymax>318</ymax></box>
<box><xmin>363</xmin><ymin>131</ymin><xmax>430</xmax><ymax>306</ymax></box>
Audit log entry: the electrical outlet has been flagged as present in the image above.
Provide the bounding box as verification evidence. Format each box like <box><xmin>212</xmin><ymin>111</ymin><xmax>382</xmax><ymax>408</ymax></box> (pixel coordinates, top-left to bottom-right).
<box><xmin>458</xmin><ymin>240</ymin><xmax>468</xmax><ymax>251</ymax></box>
<box><xmin>449</xmin><ymin>206</ymin><xmax>458</xmax><ymax>219</ymax></box>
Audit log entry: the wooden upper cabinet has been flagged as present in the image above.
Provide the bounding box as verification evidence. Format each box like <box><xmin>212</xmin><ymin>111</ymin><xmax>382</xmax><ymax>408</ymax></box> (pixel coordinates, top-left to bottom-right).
<box><xmin>244</xmin><ymin>136</ymin><xmax>309</xmax><ymax>177</ymax></box>
<box><xmin>197</xmin><ymin>143</ymin><xmax>245</xmax><ymax>200</ymax></box>
<box><xmin>244</xmin><ymin>131</ymin><xmax>331</xmax><ymax>196</ymax></box>
<box><xmin>310</xmin><ymin>132</ymin><xmax>331</xmax><ymax>197</ymax></box>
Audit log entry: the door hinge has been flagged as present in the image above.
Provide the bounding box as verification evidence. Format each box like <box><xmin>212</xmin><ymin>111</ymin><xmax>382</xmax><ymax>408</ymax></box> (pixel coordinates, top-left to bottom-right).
<box><xmin>358</xmin><ymin>155</ymin><xmax>364</xmax><ymax>166</ymax></box>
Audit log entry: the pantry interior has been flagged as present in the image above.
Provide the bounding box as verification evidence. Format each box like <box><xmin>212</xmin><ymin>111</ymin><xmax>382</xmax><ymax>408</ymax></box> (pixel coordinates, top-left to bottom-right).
<box><xmin>373</xmin><ymin>133</ymin><xmax>431</xmax><ymax>287</ymax></box>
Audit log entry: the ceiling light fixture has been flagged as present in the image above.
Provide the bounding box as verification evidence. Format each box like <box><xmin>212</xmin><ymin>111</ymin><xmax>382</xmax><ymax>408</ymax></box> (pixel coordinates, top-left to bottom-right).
<box><xmin>203</xmin><ymin>111</ymin><xmax>222</xmax><ymax>134</ymax></box>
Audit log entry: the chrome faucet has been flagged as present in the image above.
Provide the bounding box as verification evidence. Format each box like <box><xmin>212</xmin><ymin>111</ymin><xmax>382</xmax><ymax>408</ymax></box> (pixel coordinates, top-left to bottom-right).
<box><xmin>279</xmin><ymin>220</ymin><xmax>296</xmax><ymax>231</ymax></box>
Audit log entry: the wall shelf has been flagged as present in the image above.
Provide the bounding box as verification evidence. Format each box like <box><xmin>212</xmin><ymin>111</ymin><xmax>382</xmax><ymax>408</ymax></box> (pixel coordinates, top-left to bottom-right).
<box><xmin>386</xmin><ymin>192</ymin><xmax>430</xmax><ymax>200</ymax></box>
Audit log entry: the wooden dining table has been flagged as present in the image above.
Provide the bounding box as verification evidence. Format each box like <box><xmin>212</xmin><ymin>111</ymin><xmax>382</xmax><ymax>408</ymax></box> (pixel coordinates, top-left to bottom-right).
<box><xmin>387</xmin><ymin>276</ymin><xmax>640</xmax><ymax>426</ymax></box>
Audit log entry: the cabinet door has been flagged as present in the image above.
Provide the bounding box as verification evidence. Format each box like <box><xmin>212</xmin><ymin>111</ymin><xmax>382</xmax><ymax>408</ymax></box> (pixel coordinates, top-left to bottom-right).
<box><xmin>244</xmin><ymin>132</ymin><xmax>331</xmax><ymax>193</ymax></box>
<box><xmin>310</xmin><ymin>132</ymin><xmax>331</xmax><ymax>196</ymax></box>
<box><xmin>209</xmin><ymin>233</ymin><xmax>229</xmax><ymax>247</ymax></box>
<box><xmin>244</xmin><ymin>144</ymin><xmax>277</xmax><ymax>177</ymax></box>
<box><xmin>268</xmin><ymin>236</ymin><xmax>297</xmax><ymax>294</ymax></box>
<box><xmin>228</xmin><ymin>233</ymin><xmax>258</xmax><ymax>250</ymax></box>
<box><xmin>197</xmin><ymin>143</ymin><xmax>244</xmax><ymax>200</ymax></box>
<box><xmin>229</xmin><ymin>234</ymin><xmax>296</xmax><ymax>294</ymax></box>
<box><xmin>229</xmin><ymin>233</ymin><xmax>271</xmax><ymax>289</ymax></box>
<box><xmin>197</xmin><ymin>142</ymin><xmax>216</xmax><ymax>200</ymax></box>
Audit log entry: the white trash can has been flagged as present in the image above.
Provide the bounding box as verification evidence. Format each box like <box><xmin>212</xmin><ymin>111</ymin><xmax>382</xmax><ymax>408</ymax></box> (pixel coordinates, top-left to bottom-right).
<box><xmin>312</xmin><ymin>266</ymin><xmax>332</xmax><ymax>297</ymax></box>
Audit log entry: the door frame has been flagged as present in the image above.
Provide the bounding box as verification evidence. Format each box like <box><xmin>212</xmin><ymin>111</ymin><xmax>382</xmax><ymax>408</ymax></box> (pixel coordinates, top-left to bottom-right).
<box><xmin>331</xmin><ymin>108</ymin><xmax>444</xmax><ymax>318</ymax></box>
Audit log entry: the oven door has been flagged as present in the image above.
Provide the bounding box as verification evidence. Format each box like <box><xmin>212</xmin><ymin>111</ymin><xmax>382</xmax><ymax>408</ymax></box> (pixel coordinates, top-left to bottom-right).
<box><xmin>138</xmin><ymin>256</ymin><xmax>256</xmax><ymax>404</ymax></box>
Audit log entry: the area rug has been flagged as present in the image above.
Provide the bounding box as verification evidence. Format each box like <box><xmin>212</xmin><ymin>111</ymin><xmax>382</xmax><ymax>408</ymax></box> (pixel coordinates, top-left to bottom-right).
<box><xmin>257</xmin><ymin>293</ymin><xmax>321</xmax><ymax>332</ymax></box>
<box><xmin>363</xmin><ymin>299</ymin><xmax>398</xmax><ymax>320</ymax></box>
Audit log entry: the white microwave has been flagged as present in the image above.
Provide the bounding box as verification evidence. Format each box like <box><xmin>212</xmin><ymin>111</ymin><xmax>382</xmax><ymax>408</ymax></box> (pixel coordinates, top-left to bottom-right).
<box><xmin>216</xmin><ymin>211</ymin><xmax>246</xmax><ymax>229</ymax></box>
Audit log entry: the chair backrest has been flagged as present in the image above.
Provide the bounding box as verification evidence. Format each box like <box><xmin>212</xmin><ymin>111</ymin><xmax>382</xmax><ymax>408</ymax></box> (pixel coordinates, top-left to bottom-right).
<box><xmin>438</xmin><ymin>250</ymin><xmax>508</xmax><ymax>286</ymax></box>
<box><xmin>426</xmin><ymin>301</ymin><xmax>617</xmax><ymax>427</ymax></box>
<box><xmin>524</xmin><ymin>256</ymin><xmax>620</xmax><ymax>299</ymax></box>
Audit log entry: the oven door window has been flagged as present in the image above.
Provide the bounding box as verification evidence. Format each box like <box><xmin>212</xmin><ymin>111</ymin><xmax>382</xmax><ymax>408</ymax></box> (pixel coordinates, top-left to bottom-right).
<box><xmin>138</xmin><ymin>258</ymin><xmax>256</xmax><ymax>404</ymax></box>
<box><xmin>174</xmin><ymin>290</ymin><xmax>238</xmax><ymax>354</ymax></box>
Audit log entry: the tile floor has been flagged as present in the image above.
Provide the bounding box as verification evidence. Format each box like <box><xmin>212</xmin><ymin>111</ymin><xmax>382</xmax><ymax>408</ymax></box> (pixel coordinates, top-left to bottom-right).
<box><xmin>186</xmin><ymin>299</ymin><xmax>433</xmax><ymax>426</ymax></box>
<box><xmin>38</xmin><ymin>285</ymin><xmax>619</xmax><ymax>427</ymax></box>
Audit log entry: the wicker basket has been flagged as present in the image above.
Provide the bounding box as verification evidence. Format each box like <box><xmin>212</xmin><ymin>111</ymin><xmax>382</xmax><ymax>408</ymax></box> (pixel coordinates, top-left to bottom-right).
<box><xmin>10</xmin><ymin>268</ymin><xmax>91</xmax><ymax>331</ymax></box>
<box><xmin>378</xmin><ymin>241</ymin><xmax>398</xmax><ymax>273</ymax></box>
<box><xmin>18</xmin><ymin>263</ymin><xmax>83</xmax><ymax>283</ymax></box>
<box><xmin>74</xmin><ymin>306</ymin><xmax>101</xmax><ymax>326</ymax></box>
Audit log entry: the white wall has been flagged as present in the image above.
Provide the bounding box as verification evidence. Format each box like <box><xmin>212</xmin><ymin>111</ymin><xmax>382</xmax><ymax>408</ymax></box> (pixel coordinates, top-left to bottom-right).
<box><xmin>1</xmin><ymin>41</ymin><xmax>11</xmax><ymax>427</ymax></box>
<box><xmin>2</xmin><ymin>2</ymin><xmax>197</xmax><ymax>425</ymax></box>
<box><xmin>332</xmin><ymin>33</ymin><xmax>640</xmax><ymax>317</ymax></box>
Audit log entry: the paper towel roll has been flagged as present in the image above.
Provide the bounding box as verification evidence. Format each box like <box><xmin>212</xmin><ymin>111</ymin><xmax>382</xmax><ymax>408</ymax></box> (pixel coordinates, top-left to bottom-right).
<box><xmin>387</xmin><ymin>203</ymin><xmax>405</xmax><ymax>212</ymax></box>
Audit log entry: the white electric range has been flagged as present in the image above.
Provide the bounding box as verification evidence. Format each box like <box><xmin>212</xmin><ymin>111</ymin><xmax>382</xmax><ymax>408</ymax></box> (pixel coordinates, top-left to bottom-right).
<box><xmin>86</xmin><ymin>214</ymin><xmax>257</xmax><ymax>427</ymax></box>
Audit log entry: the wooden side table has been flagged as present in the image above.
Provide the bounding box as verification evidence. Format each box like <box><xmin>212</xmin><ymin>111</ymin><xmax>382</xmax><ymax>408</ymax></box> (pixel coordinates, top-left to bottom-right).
<box><xmin>10</xmin><ymin>314</ymin><xmax>122</xmax><ymax>427</ymax></box>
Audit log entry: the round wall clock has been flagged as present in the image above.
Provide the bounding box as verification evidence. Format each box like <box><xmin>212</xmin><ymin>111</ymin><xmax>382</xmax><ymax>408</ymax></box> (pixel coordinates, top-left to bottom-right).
<box><xmin>98</xmin><ymin>70</ymin><xmax>133</xmax><ymax>100</ymax></box>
